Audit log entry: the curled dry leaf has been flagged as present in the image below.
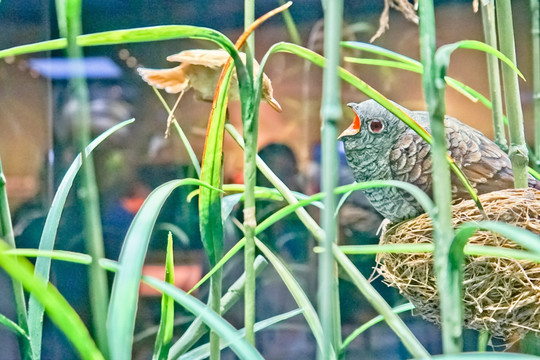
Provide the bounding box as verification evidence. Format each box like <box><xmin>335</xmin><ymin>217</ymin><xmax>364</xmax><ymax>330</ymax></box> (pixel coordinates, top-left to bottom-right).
<box><xmin>138</xmin><ymin>49</ymin><xmax>282</xmax><ymax>112</ymax></box>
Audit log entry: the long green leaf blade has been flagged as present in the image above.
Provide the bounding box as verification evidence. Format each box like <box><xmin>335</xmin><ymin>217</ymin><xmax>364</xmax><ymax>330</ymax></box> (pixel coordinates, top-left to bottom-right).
<box><xmin>153</xmin><ymin>233</ymin><xmax>175</xmax><ymax>360</ymax></box>
<box><xmin>254</xmin><ymin>238</ymin><xmax>334</xmax><ymax>359</ymax></box>
<box><xmin>27</xmin><ymin>118</ymin><xmax>134</xmax><ymax>357</ymax></box>
<box><xmin>141</xmin><ymin>276</ymin><xmax>263</xmax><ymax>360</ymax></box>
<box><xmin>341</xmin><ymin>303</ymin><xmax>415</xmax><ymax>353</ymax></box>
<box><xmin>179</xmin><ymin>309</ymin><xmax>303</xmax><ymax>360</ymax></box>
<box><xmin>0</xmin><ymin>240</ymin><xmax>103</xmax><ymax>360</ymax></box>
<box><xmin>0</xmin><ymin>26</ymin><xmax>237</xmax><ymax>59</ymax></box>
<box><xmin>107</xmin><ymin>178</ymin><xmax>221</xmax><ymax>360</ymax></box>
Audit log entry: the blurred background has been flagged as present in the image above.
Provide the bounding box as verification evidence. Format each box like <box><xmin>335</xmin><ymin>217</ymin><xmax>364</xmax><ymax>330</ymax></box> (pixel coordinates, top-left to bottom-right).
<box><xmin>0</xmin><ymin>0</ymin><xmax>535</xmax><ymax>358</ymax></box>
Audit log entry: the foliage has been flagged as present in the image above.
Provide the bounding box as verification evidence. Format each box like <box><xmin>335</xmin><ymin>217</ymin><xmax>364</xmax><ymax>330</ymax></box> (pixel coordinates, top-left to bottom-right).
<box><xmin>0</xmin><ymin>0</ymin><xmax>539</xmax><ymax>359</ymax></box>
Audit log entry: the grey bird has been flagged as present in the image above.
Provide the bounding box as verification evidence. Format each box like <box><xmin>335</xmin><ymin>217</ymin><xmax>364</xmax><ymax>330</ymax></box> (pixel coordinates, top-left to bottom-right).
<box><xmin>339</xmin><ymin>99</ymin><xmax>540</xmax><ymax>222</ymax></box>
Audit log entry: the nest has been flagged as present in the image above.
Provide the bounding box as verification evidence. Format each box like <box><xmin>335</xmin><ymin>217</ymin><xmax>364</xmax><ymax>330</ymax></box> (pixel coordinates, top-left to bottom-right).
<box><xmin>377</xmin><ymin>188</ymin><xmax>540</xmax><ymax>340</ymax></box>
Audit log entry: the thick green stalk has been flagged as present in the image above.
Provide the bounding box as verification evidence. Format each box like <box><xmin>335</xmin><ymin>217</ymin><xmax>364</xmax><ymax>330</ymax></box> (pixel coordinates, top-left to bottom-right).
<box><xmin>318</xmin><ymin>0</ymin><xmax>343</xmax><ymax>358</ymax></box>
<box><xmin>532</xmin><ymin>0</ymin><xmax>540</xmax><ymax>168</ymax></box>
<box><xmin>418</xmin><ymin>0</ymin><xmax>461</xmax><ymax>354</ymax></box>
<box><xmin>243</xmin><ymin>0</ymin><xmax>257</xmax><ymax>347</ymax></box>
<box><xmin>0</xmin><ymin>158</ymin><xmax>31</xmax><ymax>359</ymax></box>
<box><xmin>481</xmin><ymin>1</ymin><xmax>507</xmax><ymax>151</ymax></box>
<box><xmin>496</xmin><ymin>0</ymin><xmax>529</xmax><ymax>187</ymax></box>
<box><xmin>61</xmin><ymin>0</ymin><xmax>109</xmax><ymax>354</ymax></box>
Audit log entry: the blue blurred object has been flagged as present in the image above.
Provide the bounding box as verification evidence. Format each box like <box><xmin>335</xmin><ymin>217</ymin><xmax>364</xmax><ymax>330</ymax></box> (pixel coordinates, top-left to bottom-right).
<box><xmin>29</xmin><ymin>57</ymin><xmax>122</xmax><ymax>79</ymax></box>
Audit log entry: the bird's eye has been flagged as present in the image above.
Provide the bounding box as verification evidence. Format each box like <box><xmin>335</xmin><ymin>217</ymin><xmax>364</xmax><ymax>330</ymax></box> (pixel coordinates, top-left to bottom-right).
<box><xmin>368</xmin><ymin>119</ymin><xmax>385</xmax><ymax>134</ymax></box>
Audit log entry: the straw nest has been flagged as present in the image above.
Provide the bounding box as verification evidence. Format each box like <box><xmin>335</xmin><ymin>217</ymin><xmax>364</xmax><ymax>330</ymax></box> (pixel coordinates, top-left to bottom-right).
<box><xmin>377</xmin><ymin>188</ymin><xmax>540</xmax><ymax>340</ymax></box>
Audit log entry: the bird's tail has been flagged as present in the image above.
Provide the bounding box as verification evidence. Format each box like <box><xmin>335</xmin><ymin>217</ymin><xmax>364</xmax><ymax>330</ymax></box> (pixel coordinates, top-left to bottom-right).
<box><xmin>137</xmin><ymin>66</ymin><xmax>188</xmax><ymax>94</ymax></box>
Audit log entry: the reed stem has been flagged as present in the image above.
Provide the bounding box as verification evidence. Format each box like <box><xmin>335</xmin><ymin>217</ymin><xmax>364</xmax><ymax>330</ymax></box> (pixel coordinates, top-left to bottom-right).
<box><xmin>319</xmin><ymin>0</ymin><xmax>343</xmax><ymax>358</ymax></box>
<box><xmin>531</xmin><ymin>0</ymin><xmax>540</xmax><ymax>169</ymax></box>
<box><xmin>242</xmin><ymin>0</ymin><xmax>257</xmax><ymax>347</ymax></box>
<box><xmin>496</xmin><ymin>0</ymin><xmax>529</xmax><ymax>188</ymax></box>
<box><xmin>481</xmin><ymin>1</ymin><xmax>507</xmax><ymax>151</ymax></box>
<box><xmin>62</xmin><ymin>0</ymin><xmax>110</xmax><ymax>354</ymax></box>
<box><xmin>0</xmin><ymin>158</ymin><xmax>31</xmax><ymax>358</ymax></box>
<box><xmin>418</xmin><ymin>0</ymin><xmax>461</xmax><ymax>353</ymax></box>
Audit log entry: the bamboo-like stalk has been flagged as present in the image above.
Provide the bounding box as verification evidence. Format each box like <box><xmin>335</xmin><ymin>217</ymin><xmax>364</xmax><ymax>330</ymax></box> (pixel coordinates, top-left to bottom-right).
<box><xmin>242</xmin><ymin>0</ymin><xmax>257</xmax><ymax>348</ymax></box>
<box><xmin>481</xmin><ymin>1</ymin><xmax>508</xmax><ymax>151</ymax></box>
<box><xmin>418</xmin><ymin>0</ymin><xmax>461</xmax><ymax>354</ymax></box>
<box><xmin>532</xmin><ymin>0</ymin><xmax>540</xmax><ymax>169</ymax></box>
<box><xmin>60</xmin><ymin>0</ymin><xmax>110</xmax><ymax>355</ymax></box>
<box><xmin>319</xmin><ymin>1</ymin><xmax>343</xmax><ymax>357</ymax></box>
<box><xmin>496</xmin><ymin>0</ymin><xmax>530</xmax><ymax>188</ymax></box>
<box><xmin>0</xmin><ymin>158</ymin><xmax>31</xmax><ymax>358</ymax></box>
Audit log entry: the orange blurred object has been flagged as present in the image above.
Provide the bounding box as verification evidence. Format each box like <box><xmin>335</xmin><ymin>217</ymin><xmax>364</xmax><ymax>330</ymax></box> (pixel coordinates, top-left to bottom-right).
<box><xmin>139</xmin><ymin>264</ymin><xmax>203</xmax><ymax>297</ymax></box>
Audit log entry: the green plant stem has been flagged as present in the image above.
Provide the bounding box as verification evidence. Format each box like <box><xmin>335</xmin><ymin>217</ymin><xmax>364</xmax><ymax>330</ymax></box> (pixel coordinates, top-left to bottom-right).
<box><xmin>418</xmin><ymin>0</ymin><xmax>461</xmax><ymax>354</ymax></box>
<box><xmin>56</xmin><ymin>0</ymin><xmax>110</xmax><ymax>355</ymax></box>
<box><xmin>278</xmin><ymin>0</ymin><xmax>302</xmax><ymax>45</ymax></box>
<box><xmin>225</xmin><ymin>123</ymin><xmax>428</xmax><ymax>358</ymax></box>
<box><xmin>481</xmin><ymin>1</ymin><xmax>508</xmax><ymax>151</ymax></box>
<box><xmin>168</xmin><ymin>256</ymin><xmax>268</xmax><ymax>358</ymax></box>
<box><xmin>319</xmin><ymin>0</ymin><xmax>343</xmax><ymax>358</ymax></box>
<box><xmin>496</xmin><ymin>0</ymin><xmax>529</xmax><ymax>188</ymax></box>
<box><xmin>242</xmin><ymin>0</ymin><xmax>257</xmax><ymax>348</ymax></box>
<box><xmin>478</xmin><ymin>330</ymin><xmax>489</xmax><ymax>352</ymax></box>
<box><xmin>0</xmin><ymin>158</ymin><xmax>31</xmax><ymax>359</ymax></box>
<box><xmin>532</xmin><ymin>0</ymin><xmax>540</xmax><ymax>169</ymax></box>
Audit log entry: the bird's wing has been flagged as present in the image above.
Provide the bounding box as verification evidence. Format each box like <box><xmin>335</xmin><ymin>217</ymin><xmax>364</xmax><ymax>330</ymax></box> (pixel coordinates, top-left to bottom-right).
<box><xmin>137</xmin><ymin>66</ymin><xmax>189</xmax><ymax>94</ymax></box>
<box><xmin>389</xmin><ymin>129</ymin><xmax>433</xmax><ymax>196</ymax></box>
<box><xmin>444</xmin><ymin>116</ymin><xmax>515</xmax><ymax>197</ymax></box>
<box><xmin>167</xmin><ymin>49</ymin><xmax>249</xmax><ymax>68</ymax></box>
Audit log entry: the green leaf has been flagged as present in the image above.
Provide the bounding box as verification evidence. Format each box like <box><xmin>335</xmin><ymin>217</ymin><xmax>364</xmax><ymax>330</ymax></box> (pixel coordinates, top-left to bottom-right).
<box><xmin>169</xmin><ymin>255</ymin><xmax>269</xmax><ymax>358</ymax></box>
<box><xmin>255</xmin><ymin>238</ymin><xmax>335</xmax><ymax>359</ymax></box>
<box><xmin>187</xmin><ymin>238</ymin><xmax>246</xmax><ymax>295</ymax></box>
<box><xmin>5</xmin><ymin>249</ymin><xmax>92</xmax><ymax>264</ymax></box>
<box><xmin>0</xmin><ymin>240</ymin><xmax>103</xmax><ymax>360</ymax></box>
<box><xmin>141</xmin><ymin>275</ymin><xmax>263</xmax><ymax>360</ymax></box>
<box><xmin>179</xmin><ymin>308</ymin><xmax>303</xmax><ymax>360</ymax></box>
<box><xmin>344</xmin><ymin>57</ymin><xmax>422</xmax><ymax>73</ymax></box>
<box><xmin>341</xmin><ymin>303</ymin><xmax>415</xmax><ymax>353</ymax></box>
<box><xmin>198</xmin><ymin>66</ymin><xmax>234</xmax><ymax>267</ymax></box>
<box><xmin>0</xmin><ymin>312</ymin><xmax>30</xmax><ymax>341</ymax></box>
<box><xmin>27</xmin><ymin>118</ymin><xmax>134</xmax><ymax>357</ymax></box>
<box><xmin>435</xmin><ymin>40</ymin><xmax>525</xmax><ymax>81</ymax></box>
<box><xmin>258</xmin><ymin>180</ymin><xmax>435</xmax><ymax>235</ymax></box>
<box><xmin>0</xmin><ymin>26</ymin><xmax>237</xmax><ymax>58</ymax></box>
<box><xmin>107</xmin><ymin>178</ymin><xmax>221</xmax><ymax>360</ymax></box>
<box><xmin>152</xmin><ymin>233</ymin><xmax>175</xmax><ymax>360</ymax></box>
<box><xmin>451</xmin><ymin>221</ymin><xmax>540</xmax><ymax>271</ymax></box>
<box><xmin>338</xmin><ymin>243</ymin><xmax>540</xmax><ymax>263</ymax></box>
<box><xmin>341</xmin><ymin>41</ymin><xmax>422</xmax><ymax>67</ymax></box>
<box><xmin>332</xmin><ymin>245</ymin><xmax>430</xmax><ymax>358</ymax></box>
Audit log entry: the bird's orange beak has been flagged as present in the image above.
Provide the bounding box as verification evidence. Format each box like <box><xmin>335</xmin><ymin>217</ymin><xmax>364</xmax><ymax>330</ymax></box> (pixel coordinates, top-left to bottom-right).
<box><xmin>338</xmin><ymin>108</ymin><xmax>361</xmax><ymax>138</ymax></box>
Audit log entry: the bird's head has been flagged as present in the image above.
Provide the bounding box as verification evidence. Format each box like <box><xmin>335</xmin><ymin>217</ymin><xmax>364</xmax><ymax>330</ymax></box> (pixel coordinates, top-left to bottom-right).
<box><xmin>339</xmin><ymin>99</ymin><xmax>409</xmax><ymax>150</ymax></box>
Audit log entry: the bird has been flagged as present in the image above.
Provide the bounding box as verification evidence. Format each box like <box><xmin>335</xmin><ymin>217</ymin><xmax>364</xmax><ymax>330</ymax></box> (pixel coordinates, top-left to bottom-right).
<box><xmin>339</xmin><ymin>99</ymin><xmax>540</xmax><ymax>222</ymax></box>
<box><xmin>137</xmin><ymin>49</ymin><xmax>282</xmax><ymax>112</ymax></box>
